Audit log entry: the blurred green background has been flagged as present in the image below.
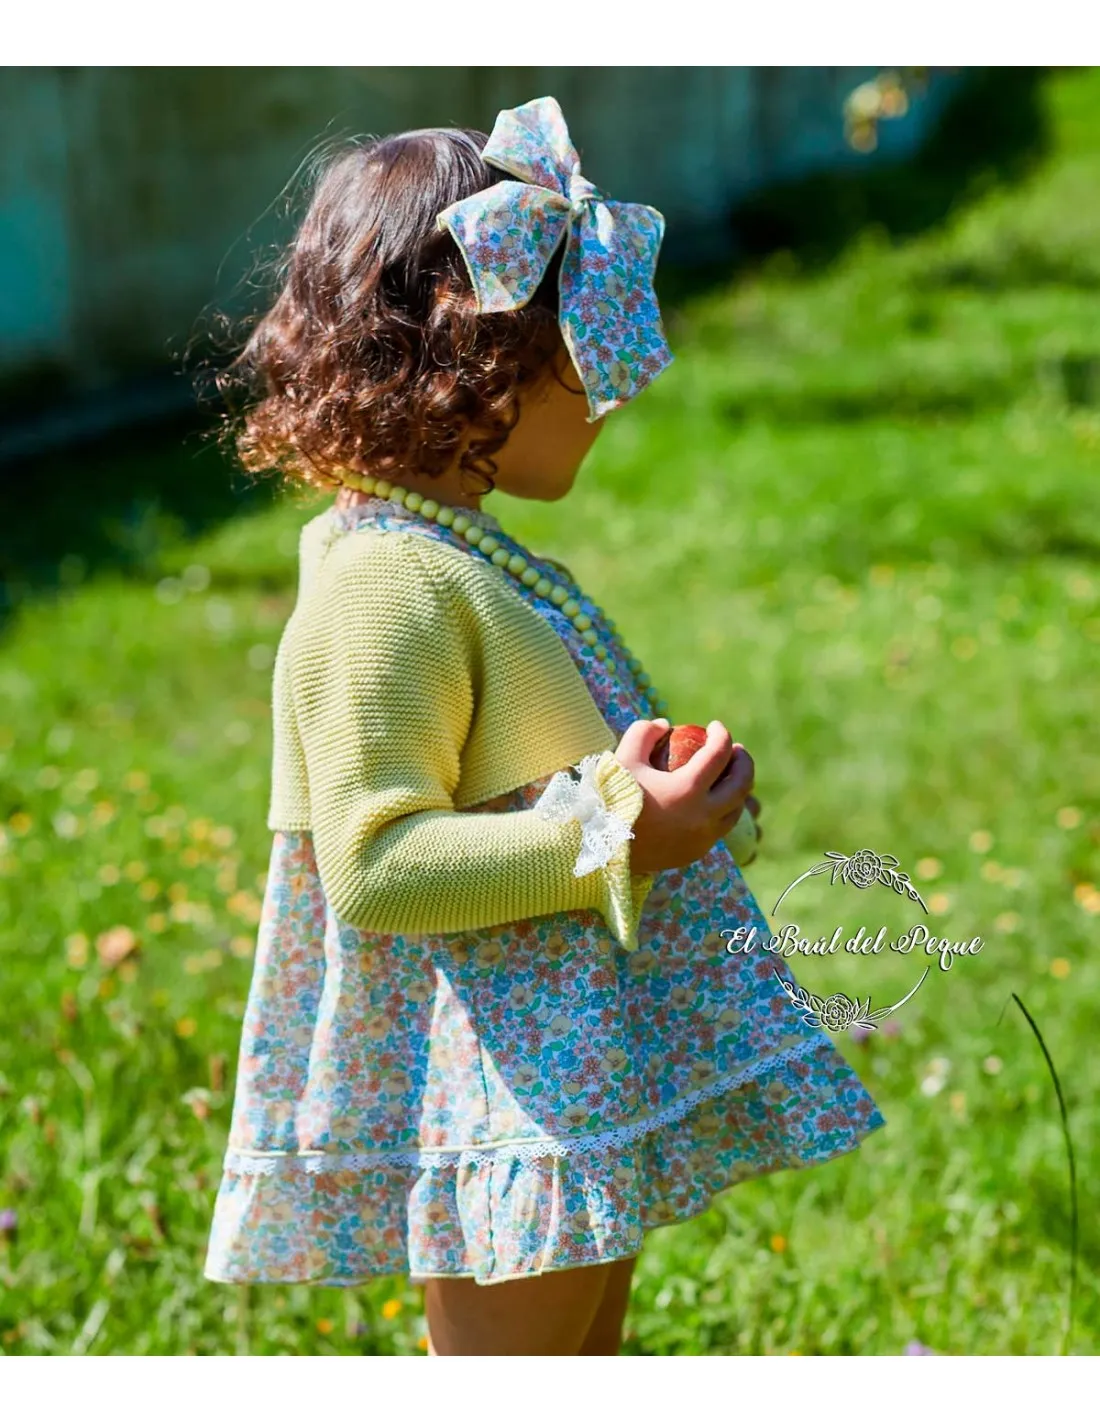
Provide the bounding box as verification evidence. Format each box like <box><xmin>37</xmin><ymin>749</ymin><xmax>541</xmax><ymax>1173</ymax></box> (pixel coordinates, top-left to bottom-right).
<box><xmin>0</xmin><ymin>65</ymin><xmax>1097</xmax><ymax>1356</ymax></box>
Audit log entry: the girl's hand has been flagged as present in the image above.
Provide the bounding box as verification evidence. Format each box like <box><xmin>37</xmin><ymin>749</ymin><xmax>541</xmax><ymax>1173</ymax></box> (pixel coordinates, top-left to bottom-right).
<box><xmin>613</xmin><ymin>718</ymin><xmax>756</xmax><ymax>877</ymax></box>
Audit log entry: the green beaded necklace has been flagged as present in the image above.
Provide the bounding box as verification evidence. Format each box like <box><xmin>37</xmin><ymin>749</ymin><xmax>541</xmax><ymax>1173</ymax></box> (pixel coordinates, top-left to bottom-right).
<box><xmin>336</xmin><ymin>469</ymin><xmax>669</xmax><ymax>718</ymax></box>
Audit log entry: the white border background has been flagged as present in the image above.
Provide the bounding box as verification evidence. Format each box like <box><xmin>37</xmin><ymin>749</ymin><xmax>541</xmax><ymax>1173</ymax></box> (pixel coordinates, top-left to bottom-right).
<box><xmin>1</xmin><ymin>12</ymin><xmax>1096</xmax><ymax>1392</ymax></box>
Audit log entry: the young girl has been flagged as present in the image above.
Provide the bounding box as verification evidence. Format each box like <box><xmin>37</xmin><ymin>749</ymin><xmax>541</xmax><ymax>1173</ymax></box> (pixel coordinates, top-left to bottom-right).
<box><xmin>202</xmin><ymin>96</ymin><xmax>885</xmax><ymax>1355</ymax></box>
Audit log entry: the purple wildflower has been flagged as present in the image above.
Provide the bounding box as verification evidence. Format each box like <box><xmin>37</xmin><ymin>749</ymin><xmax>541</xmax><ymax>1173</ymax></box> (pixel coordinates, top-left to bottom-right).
<box><xmin>849</xmin><ymin>1024</ymin><xmax>873</xmax><ymax>1045</ymax></box>
<box><xmin>0</xmin><ymin>1208</ymin><xmax>17</xmax><ymax>1236</ymax></box>
<box><xmin>882</xmin><ymin>1018</ymin><xmax>902</xmax><ymax>1038</ymax></box>
<box><xmin>904</xmin><ymin>1340</ymin><xmax>934</xmax><ymax>1355</ymax></box>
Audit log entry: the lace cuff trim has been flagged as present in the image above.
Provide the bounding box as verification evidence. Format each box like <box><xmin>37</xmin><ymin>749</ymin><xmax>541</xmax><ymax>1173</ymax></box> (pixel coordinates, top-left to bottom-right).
<box><xmin>534</xmin><ymin>752</ymin><xmax>635</xmax><ymax>876</ymax></box>
<box><xmin>220</xmin><ymin>1037</ymin><xmax>822</xmax><ymax>1177</ymax></box>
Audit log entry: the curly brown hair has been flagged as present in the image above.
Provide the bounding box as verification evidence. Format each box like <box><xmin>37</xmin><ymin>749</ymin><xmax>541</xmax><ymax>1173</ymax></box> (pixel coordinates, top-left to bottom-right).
<box><xmin>208</xmin><ymin>126</ymin><xmax>572</xmax><ymax>498</ymax></box>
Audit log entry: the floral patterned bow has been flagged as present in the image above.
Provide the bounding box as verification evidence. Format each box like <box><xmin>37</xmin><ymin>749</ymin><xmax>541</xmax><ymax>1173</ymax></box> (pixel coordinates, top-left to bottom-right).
<box><xmin>436</xmin><ymin>96</ymin><xmax>674</xmax><ymax>421</ymax></box>
<box><xmin>534</xmin><ymin>753</ymin><xmax>636</xmax><ymax>877</ymax></box>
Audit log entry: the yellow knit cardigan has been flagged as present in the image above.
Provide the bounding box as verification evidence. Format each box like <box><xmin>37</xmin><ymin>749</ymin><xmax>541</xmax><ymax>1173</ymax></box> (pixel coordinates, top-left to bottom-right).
<box><xmin>267</xmin><ymin>512</ymin><xmax>656</xmax><ymax>954</ymax></box>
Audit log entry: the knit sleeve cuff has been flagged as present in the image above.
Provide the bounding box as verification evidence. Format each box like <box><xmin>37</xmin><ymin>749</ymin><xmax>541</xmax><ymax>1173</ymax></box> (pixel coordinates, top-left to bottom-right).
<box><xmin>595</xmin><ymin>749</ymin><xmax>657</xmax><ymax>955</ymax></box>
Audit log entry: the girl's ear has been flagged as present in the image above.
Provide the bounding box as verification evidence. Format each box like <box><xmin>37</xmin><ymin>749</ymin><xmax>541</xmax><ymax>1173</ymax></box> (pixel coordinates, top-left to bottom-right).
<box><xmin>545</xmin><ymin>338</ymin><xmax>584</xmax><ymax>397</ymax></box>
<box><xmin>557</xmin><ymin>359</ymin><xmax>586</xmax><ymax>399</ymax></box>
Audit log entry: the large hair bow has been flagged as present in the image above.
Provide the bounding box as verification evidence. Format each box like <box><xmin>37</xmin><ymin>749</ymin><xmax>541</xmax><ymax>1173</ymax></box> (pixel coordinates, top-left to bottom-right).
<box><xmin>436</xmin><ymin>96</ymin><xmax>674</xmax><ymax>422</ymax></box>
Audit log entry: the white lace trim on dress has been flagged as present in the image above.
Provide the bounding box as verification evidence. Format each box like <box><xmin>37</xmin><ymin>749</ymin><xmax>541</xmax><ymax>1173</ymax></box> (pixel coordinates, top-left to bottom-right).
<box><xmin>220</xmin><ymin>1036</ymin><xmax>823</xmax><ymax>1177</ymax></box>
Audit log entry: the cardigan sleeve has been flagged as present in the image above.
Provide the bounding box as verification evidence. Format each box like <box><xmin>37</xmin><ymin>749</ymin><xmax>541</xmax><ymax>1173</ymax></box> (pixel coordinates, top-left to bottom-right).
<box><xmin>288</xmin><ymin>531</ymin><xmax>654</xmax><ymax>954</ymax></box>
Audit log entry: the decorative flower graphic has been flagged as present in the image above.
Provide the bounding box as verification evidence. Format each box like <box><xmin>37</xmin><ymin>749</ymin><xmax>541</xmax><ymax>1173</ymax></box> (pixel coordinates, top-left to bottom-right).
<box><xmin>774</xmin><ymin>967</ymin><xmax>930</xmax><ymax>1034</ymax></box>
<box><xmin>772</xmin><ymin>848</ymin><xmax>928</xmax><ymax>916</ymax></box>
<box><xmin>846</xmin><ymin>849</ymin><xmax>886</xmax><ymax>888</ymax></box>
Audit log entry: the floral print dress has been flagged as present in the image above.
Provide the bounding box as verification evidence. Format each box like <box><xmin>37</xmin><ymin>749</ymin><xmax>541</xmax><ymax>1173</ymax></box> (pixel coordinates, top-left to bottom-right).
<box><xmin>203</xmin><ymin>497</ymin><xmax>886</xmax><ymax>1287</ymax></box>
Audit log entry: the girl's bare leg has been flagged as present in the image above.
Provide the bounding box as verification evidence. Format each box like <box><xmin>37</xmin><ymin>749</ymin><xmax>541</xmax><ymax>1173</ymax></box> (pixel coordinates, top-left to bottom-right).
<box><xmin>577</xmin><ymin>1254</ymin><xmax>639</xmax><ymax>1354</ymax></box>
<box><xmin>424</xmin><ymin>1260</ymin><xmax>617</xmax><ymax>1355</ymax></box>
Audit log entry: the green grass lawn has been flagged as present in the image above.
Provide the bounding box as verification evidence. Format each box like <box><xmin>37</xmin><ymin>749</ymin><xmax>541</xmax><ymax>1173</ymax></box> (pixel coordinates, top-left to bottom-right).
<box><xmin>2</xmin><ymin>67</ymin><xmax>1098</xmax><ymax>1355</ymax></box>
